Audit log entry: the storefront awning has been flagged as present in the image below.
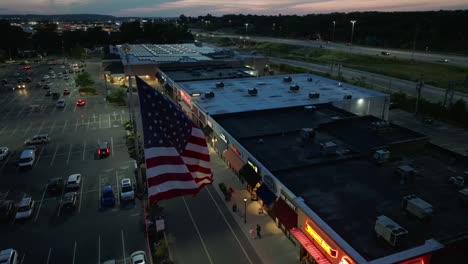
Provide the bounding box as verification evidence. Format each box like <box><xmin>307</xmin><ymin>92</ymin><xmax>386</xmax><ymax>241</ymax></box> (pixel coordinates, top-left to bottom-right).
<box><xmin>256</xmin><ymin>184</ymin><xmax>277</xmax><ymax>207</ymax></box>
<box><xmin>239</xmin><ymin>164</ymin><xmax>261</xmax><ymax>188</ymax></box>
<box><xmin>290</xmin><ymin>228</ymin><xmax>331</xmax><ymax>264</ymax></box>
<box><xmin>271</xmin><ymin>198</ymin><xmax>297</xmax><ymax>230</ymax></box>
<box><xmin>223</xmin><ymin>148</ymin><xmax>244</xmax><ymax>172</ymax></box>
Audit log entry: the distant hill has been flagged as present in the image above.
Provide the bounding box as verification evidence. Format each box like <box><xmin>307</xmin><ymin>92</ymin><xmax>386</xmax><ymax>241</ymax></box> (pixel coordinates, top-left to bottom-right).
<box><xmin>0</xmin><ymin>14</ymin><xmax>116</xmax><ymax>21</ymax></box>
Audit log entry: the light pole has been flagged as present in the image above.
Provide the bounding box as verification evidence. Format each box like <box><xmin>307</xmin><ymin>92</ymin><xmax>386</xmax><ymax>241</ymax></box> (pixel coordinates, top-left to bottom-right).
<box><xmin>243</xmin><ymin>198</ymin><xmax>247</xmax><ymax>223</ymax></box>
<box><xmin>350</xmin><ymin>20</ymin><xmax>356</xmax><ymax>44</ymax></box>
<box><xmin>122</xmin><ymin>43</ymin><xmax>144</xmax><ymax>194</ymax></box>
<box><xmin>244</xmin><ymin>23</ymin><xmax>249</xmax><ymax>35</ymax></box>
<box><xmin>332</xmin><ymin>21</ymin><xmax>336</xmax><ymax>42</ymax></box>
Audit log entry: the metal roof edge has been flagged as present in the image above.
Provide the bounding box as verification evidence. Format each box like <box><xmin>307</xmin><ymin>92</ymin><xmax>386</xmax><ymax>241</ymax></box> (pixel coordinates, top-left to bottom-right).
<box><xmin>367</xmin><ymin>239</ymin><xmax>444</xmax><ymax>264</ymax></box>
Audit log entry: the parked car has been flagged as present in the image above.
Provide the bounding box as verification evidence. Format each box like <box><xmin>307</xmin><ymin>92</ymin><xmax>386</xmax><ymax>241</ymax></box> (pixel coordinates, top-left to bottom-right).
<box><xmin>62</xmin><ymin>192</ymin><xmax>78</xmax><ymax>210</ymax></box>
<box><xmin>56</xmin><ymin>99</ymin><xmax>66</xmax><ymax>108</ymax></box>
<box><xmin>43</xmin><ymin>84</ymin><xmax>50</xmax><ymax>90</ymax></box>
<box><xmin>66</xmin><ymin>174</ymin><xmax>82</xmax><ymax>190</ymax></box>
<box><xmin>52</xmin><ymin>92</ymin><xmax>60</xmax><ymax>99</ymax></box>
<box><xmin>63</xmin><ymin>89</ymin><xmax>70</xmax><ymax>95</ymax></box>
<box><xmin>438</xmin><ymin>58</ymin><xmax>449</xmax><ymax>63</ymax></box>
<box><xmin>97</xmin><ymin>142</ymin><xmax>110</xmax><ymax>158</ymax></box>
<box><xmin>24</xmin><ymin>134</ymin><xmax>50</xmax><ymax>145</ymax></box>
<box><xmin>76</xmin><ymin>99</ymin><xmax>86</xmax><ymax>106</ymax></box>
<box><xmin>0</xmin><ymin>146</ymin><xmax>9</xmax><ymax>160</ymax></box>
<box><xmin>47</xmin><ymin>178</ymin><xmax>64</xmax><ymax>196</ymax></box>
<box><xmin>130</xmin><ymin>251</ymin><xmax>147</xmax><ymax>264</ymax></box>
<box><xmin>0</xmin><ymin>200</ymin><xmax>15</xmax><ymax>222</ymax></box>
<box><xmin>101</xmin><ymin>186</ymin><xmax>115</xmax><ymax>207</ymax></box>
<box><xmin>45</xmin><ymin>91</ymin><xmax>52</xmax><ymax>96</ymax></box>
<box><xmin>15</xmin><ymin>197</ymin><xmax>35</xmax><ymax>220</ymax></box>
<box><xmin>120</xmin><ymin>178</ymin><xmax>135</xmax><ymax>202</ymax></box>
<box><xmin>17</xmin><ymin>149</ymin><xmax>36</xmax><ymax>169</ymax></box>
<box><xmin>0</xmin><ymin>248</ymin><xmax>18</xmax><ymax>264</ymax></box>
<box><xmin>381</xmin><ymin>51</ymin><xmax>391</xmax><ymax>55</ymax></box>
<box><xmin>16</xmin><ymin>83</ymin><xmax>26</xmax><ymax>89</ymax></box>
<box><xmin>35</xmin><ymin>82</ymin><xmax>42</xmax><ymax>88</ymax></box>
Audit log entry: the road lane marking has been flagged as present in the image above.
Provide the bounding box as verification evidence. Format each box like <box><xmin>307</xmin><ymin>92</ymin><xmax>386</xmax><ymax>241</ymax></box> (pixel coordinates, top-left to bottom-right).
<box><xmin>33</xmin><ymin>147</ymin><xmax>45</xmax><ymax>168</ymax></box>
<box><xmin>82</xmin><ymin>140</ymin><xmax>86</xmax><ymax>161</ymax></box>
<box><xmin>48</xmin><ymin>120</ymin><xmax>56</xmax><ymax>134</ymax></box>
<box><xmin>46</xmin><ymin>248</ymin><xmax>52</xmax><ymax>264</ymax></box>
<box><xmin>34</xmin><ymin>185</ymin><xmax>47</xmax><ymax>222</ymax></box>
<box><xmin>182</xmin><ymin>197</ymin><xmax>214</xmax><ymax>264</ymax></box>
<box><xmin>98</xmin><ymin>235</ymin><xmax>101</xmax><ymax>264</ymax></box>
<box><xmin>50</xmin><ymin>144</ymin><xmax>59</xmax><ymax>166</ymax></box>
<box><xmin>206</xmin><ymin>188</ymin><xmax>254</xmax><ymax>264</ymax></box>
<box><xmin>72</xmin><ymin>241</ymin><xmax>77</xmax><ymax>264</ymax></box>
<box><xmin>62</xmin><ymin>120</ymin><xmax>68</xmax><ymax>134</ymax></box>
<box><xmin>66</xmin><ymin>143</ymin><xmax>72</xmax><ymax>164</ymax></box>
<box><xmin>37</xmin><ymin>120</ymin><xmax>45</xmax><ymax>134</ymax></box>
<box><xmin>121</xmin><ymin>230</ymin><xmax>126</xmax><ymax>263</ymax></box>
<box><xmin>79</xmin><ymin>177</ymin><xmax>84</xmax><ymax>213</ymax></box>
<box><xmin>23</xmin><ymin>122</ymin><xmax>32</xmax><ymax>136</ymax></box>
<box><xmin>111</xmin><ymin>137</ymin><xmax>114</xmax><ymax>157</ymax></box>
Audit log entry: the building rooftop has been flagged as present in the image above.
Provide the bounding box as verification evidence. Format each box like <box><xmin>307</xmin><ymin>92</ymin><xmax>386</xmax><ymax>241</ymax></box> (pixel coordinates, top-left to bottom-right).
<box><xmin>213</xmin><ymin>105</ymin><xmax>468</xmax><ymax>261</ymax></box>
<box><xmin>161</xmin><ymin>66</ymin><xmax>255</xmax><ymax>82</ymax></box>
<box><xmin>179</xmin><ymin>73</ymin><xmax>385</xmax><ymax>115</ymax></box>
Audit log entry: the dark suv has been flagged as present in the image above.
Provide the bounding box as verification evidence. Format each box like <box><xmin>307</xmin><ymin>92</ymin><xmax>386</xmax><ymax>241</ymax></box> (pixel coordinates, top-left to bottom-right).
<box><xmin>47</xmin><ymin>178</ymin><xmax>64</xmax><ymax>196</ymax></box>
<box><xmin>0</xmin><ymin>200</ymin><xmax>15</xmax><ymax>222</ymax></box>
<box><xmin>97</xmin><ymin>142</ymin><xmax>110</xmax><ymax>158</ymax></box>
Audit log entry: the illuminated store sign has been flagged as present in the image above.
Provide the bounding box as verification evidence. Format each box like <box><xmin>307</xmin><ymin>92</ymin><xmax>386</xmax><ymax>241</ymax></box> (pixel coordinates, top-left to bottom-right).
<box><xmin>230</xmin><ymin>145</ymin><xmax>241</xmax><ymax>156</ymax></box>
<box><xmin>219</xmin><ymin>133</ymin><xmax>227</xmax><ymax>143</ymax></box>
<box><xmin>247</xmin><ymin>159</ymin><xmax>258</xmax><ymax>173</ymax></box>
<box><xmin>179</xmin><ymin>90</ymin><xmax>191</xmax><ymax>104</ymax></box>
<box><xmin>305</xmin><ymin>221</ymin><xmax>338</xmax><ymax>258</ymax></box>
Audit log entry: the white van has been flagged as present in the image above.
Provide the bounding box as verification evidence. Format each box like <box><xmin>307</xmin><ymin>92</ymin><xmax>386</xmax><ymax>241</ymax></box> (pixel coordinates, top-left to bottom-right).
<box><xmin>18</xmin><ymin>149</ymin><xmax>36</xmax><ymax>168</ymax></box>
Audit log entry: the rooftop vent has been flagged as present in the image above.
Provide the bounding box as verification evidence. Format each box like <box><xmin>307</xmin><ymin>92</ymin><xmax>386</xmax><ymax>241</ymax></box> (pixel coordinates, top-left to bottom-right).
<box><xmin>248</xmin><ymin>88</ymin><xmax>258</xmax><ymax>96</ymax></box>
<box><xmin>374</xmin><ymin>215</ymin><xmax>408</xmax><ymax>247</ymax></box>
<box><xmin>402</xmin><ymin>195</ymin><xmax>433</xmax><ymax>220</ymax></box>
<box><xmin>283</xmin><ymin>76</ymin><xmax>292</xmax><ymax>82</ymax></box>
<box><xmin>307</xmin><ymin>77</ymin><xmax>313</xmax><ymax>82</ymax></box>
<box><xmin>215</xmin><ymin>82</ymin><xmax>224</xmax><ymax>88</ymax></box>
<box><xmin>300</xmin><ymin>128</ymin><xmax>316</xmax><ymax>143</ymax></box>
<box><xmin>309</xmin><ymin>93</ymin><xmax>320</xmax><ymax>99</ymax></box>
<box><xmin>373</xmin><ymin>149</ymin><xmax>390</xmax><ymax>164</ymax></box>
<box><xmin>343</xmin><ymin>94</ymin><xmax>352</xmax><ymax>99</ymax></box>
<box><xmin>205</xmin><ymin>92</ymin><xmax>215</xmax><ymax>98</ymax></box>
<box><xmin>290</xmin><ymin>85</ymin><xmax>300</xmax><ymax>91</ymax></box>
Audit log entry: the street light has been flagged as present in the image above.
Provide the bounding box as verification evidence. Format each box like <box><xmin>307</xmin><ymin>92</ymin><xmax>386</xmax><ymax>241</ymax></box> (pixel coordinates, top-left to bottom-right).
<box><xmin>122</xmin><ymin>43</ymin><xmax>144</xmax><ymax>195</ymax></box>
<box><xmin>244</xmin><ymin>23</ymin><xmax>249</xmax><ymax>35</ymax></box>
<box><xmin>243</xmin><ymin>198</ymin><xmax>247</xmax><ymax>224</ymax></box>
<box><xmin>350</xmin><ymin>20</ymin><xmax>357</xmax><ymax>44</ymax></box>
<box><xmin>332</xmin><ymin>21</ymin><xmax>336</xmax><ymax>42</ymax></box>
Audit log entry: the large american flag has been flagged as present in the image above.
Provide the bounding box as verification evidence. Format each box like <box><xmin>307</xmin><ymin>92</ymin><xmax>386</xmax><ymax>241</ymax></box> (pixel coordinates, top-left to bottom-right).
<box><xmin>135</xmin><ymin>77</ymin><xmax>213</xmax><ymax>203</ymax></box>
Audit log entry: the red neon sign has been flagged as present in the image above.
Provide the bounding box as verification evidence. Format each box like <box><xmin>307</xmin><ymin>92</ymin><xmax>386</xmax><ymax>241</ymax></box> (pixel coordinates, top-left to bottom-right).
<box><xmin>179</xmin><ymin>90</ymin><xmax>191</xmax><ymax>104</ymax></box>
<box><xmin>305</xmin><ymin>221</ymin><xmax>338</xmax><ymax>258</ymax></box>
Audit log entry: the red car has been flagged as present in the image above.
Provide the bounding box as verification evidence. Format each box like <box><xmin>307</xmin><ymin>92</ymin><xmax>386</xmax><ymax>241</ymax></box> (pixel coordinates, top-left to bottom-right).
<box><xmin>76</xmin><ymin>99</ymin><xmax>86</xmax><ymax>106</ymax></box>
<box><xmin>24</xmin><ymin>65</ymin><xmax>32</xmax><ymax>70</ymax></box>
<box><xmin>63</xmin><ymin>89</ymin><xmax>70</xmax><ymax>95</ymax></box>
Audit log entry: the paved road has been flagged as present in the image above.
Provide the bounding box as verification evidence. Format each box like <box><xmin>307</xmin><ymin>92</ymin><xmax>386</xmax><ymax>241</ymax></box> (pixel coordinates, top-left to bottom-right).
<box><xmin>270</xmin><ymin>57</ymin><xmax>468</xmax><ymax>104</ymax></box>
<box><xmin>0</xmin><ymin>62</ymin><xmax>147</xmax><ymax>264</ymax></box>
<box><xmin>195</xmin><ymin>31</ymin><xmax>468</xmax><ymax>67</ymax></box>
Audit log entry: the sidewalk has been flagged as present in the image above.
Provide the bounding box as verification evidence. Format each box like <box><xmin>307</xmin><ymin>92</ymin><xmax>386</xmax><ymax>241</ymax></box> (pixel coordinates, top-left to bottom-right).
<box><xmin>208</xmin><ymin>147</ymin><xmax>298</xmax><ymax>264</ymax></box>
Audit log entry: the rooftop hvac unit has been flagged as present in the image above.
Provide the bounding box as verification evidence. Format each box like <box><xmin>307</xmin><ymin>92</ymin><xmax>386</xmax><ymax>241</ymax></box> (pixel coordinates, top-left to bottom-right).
<box><xmin>309</xmin><ymin>93</ymin><xmax>320</xmax><ymax>99</ymax></box>
<box><xmin>215</xmin><ymin>82</ymin><xmax>224</xmax><ymax>88</ymax></box>
<box><xmin>290</xmin><ymin>85</ymin><xmax>300</xmax><ymax>91</ymax></box>
<box><xmin>205</xmin><ymin>92</ymin><xmax>215</xmax><ymax>98</ymax></box>
<box><xmin>343</xmin><ymin>94</ymin><xmax>352</xmax><ymax>99</ymax></box>
<box><xmin>307</xmin><ymin>77</ymin><xmax>313</xmax><ymax>82</ymax></box>
<box><xmin>304</xmin><ymin>105</ymin><xmax>317</xmax><ymax>112</ymax></box>
<box><xmin>402</xmin><ymin>195</ymin><xmax>433</xmax><ymax>220</ymax></box>
<box><xmin>300</xmin><ymin>128</ymin><xmax>316</xmax><ymax>143</ymax></box>
<box><xmin>373</xmin><ymin>149</ymin><xmax>390</xmax><ymax>164</ymax></box>
<box><xmin>374</xmin><ymin>215</ymin><xmax>408</xmax><ymax>247</ymax></box>
<box><xmin>319</xmin><ymin>141</ymin><xmax>338</xmax><ymax>154</ymax></box>
<box><xmin>248</xmin><ymin>88</ymin><xmax>258</xmax><ymax>96</ymax></box>
<box><xmin>283</xmin><ymin>76</ymin><xmax>292</xmax><ymax>82</ymax></box>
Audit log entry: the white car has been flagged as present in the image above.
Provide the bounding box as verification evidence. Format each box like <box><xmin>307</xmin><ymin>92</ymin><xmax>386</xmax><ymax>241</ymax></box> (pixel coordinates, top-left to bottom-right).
<box><xmin>15</xmin><ymin>197</ymin><xmax>35</xmax><ymax>220</ymax></box>
<box><xmin>43</xmin><ymin>75</ymin><xmax>50</xmax><ymax>80</ymax></box>
<box><xmin>24</xmin><ymin>134</ymin><xmax>50</xmax><ymax>145</ymax></box>
<box><xmin>56</xmin><ymin>99</ymin><xmax>66</xmax><ymax>108</ymax></box>
<box><xmin>438</xmin><ymin>58</ymin><xmax>449</xmax><ymax>63</ymax></box>
<box><xmin>0</xmin><ymin>248</ymin><xmax>18</xmax><ymax>264</ymax></box>
<box><xmin>120</xmin><ymin>178</ymin><xmax>135</xmax><ymax>202</ymax></box>
<box><xmin>50</xmin><ymin>74</ymin><xmax>56</xmax><ymax>79</ymax></box>
<box><xmin>130</xmin><ymin>251</ymin><xmax>147</xmax><ymax>264</ymax></box>
<box><xmin>66</xmin><ymin>174</ymin><xmax>82</xmax><ymax>190</ymax></box>
<box><xmin>0</xmin><ymin>147</ymin><xmax>9</xmax><ymax>160</ymax></box>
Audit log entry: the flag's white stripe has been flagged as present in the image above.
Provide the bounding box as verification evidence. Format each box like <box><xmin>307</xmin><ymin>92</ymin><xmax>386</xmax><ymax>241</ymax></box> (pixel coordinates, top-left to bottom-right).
<box><xmin>181</xmin><ymin>157</ymin><xmax>210</xmax><ymax>168</ymax></box>
<box><xmin>191</xmin><ymin>127</ymin><xmax>205</xmax><ymax>138</ymax></box>
<box><xmin>147</xmin><ymin>164</ymin><xmax>190</xmax><ymax>177</ymax></box>
<box><xmin>145</xmin><ymin>147</ymin><xmax>179</xmax><ymax>158</ymax></box>
<box><xmin>185</xmin><ymin>142</ymin><xmax>209</xmax><ymax>155</ymax></box>
<box><xmin>148</xmin><ymin>180</ymin><xmax>199</xmax><ymax>195</ymax></box>
<box><xmin>190</xmin><ymin>171</ymin><xmax>212</xmax><ymax>179</ymax></box>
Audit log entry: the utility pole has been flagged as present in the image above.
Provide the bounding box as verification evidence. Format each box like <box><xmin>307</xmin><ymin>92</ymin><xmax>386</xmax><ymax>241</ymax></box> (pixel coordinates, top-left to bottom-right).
<box><xmin>415</xmin><ymin>75</ymin><xmax>424</xmax><ymax>115</ymax></box>
<box><xmin>411</xmin><ymin>27</ymin><xmax>418</xmax><ymax>61</ymax></box>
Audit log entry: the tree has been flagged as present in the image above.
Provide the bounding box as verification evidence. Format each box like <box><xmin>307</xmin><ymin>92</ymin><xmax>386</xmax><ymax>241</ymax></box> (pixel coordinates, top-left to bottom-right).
<box><xmin>75</xmin><ymin>72</ymin><xmax>94</xmax><ymax>87</ymax></box>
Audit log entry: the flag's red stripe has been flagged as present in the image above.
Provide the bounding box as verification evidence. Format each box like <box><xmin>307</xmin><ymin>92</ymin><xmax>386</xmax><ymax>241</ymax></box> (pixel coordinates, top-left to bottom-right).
<box><xmin>181</xmin><ymin>150</ymin><xmax>210</xmax><ymax>162</ymax></box>
<box><xmin>147</xmin><ymin>172</ymin><xmax>194</xmax><ymax>186</ymax></box>
<box><xmin>194</xmin><ymin>175</ymin><xmax>214</xmax><ymax>183</ymax></box>
<box><xmin>149</xmin><ymin>188</ymin><xmax>201</xmax><ymax>203</ymax></box>
<box><xmin>146</xmin><ymin>156</ymin><xmax>185</xmax><ymax>167</ymax></box>
<box><xmin>186</xmin><ymin>164</ymin><xmax>212</xmax><ymax>174</ymax></box>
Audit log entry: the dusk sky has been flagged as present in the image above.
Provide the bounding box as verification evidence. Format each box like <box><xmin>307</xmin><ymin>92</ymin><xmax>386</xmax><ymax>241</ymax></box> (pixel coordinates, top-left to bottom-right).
<box><xmin>0</xmin><ymin>0</ymin><xmax>467</xmax><ymax>17</ymax></box>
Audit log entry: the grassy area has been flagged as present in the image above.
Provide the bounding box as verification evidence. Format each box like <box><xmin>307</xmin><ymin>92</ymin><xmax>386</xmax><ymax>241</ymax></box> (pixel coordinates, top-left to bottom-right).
<box><xmin>78</xmin><ymin>87</ymin><xmax>97</xmax><ymax>95</ymax></box>
<box><xmin>253</xmin><ymin>42</ymin><xmax>468</xmax><ymax>90</ymax></box>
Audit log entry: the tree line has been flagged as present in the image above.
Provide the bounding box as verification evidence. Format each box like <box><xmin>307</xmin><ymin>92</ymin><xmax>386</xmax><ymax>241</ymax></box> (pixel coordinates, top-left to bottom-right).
<box><xmin>185</xmin><ymin>11</ymin><xmax>468</xmax><ymax>53</ymax></box>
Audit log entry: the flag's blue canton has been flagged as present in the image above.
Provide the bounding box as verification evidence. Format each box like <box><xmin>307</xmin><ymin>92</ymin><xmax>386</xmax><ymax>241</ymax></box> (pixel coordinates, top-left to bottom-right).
<box><xmin>137</xmin><ymin>78</ymin><xmax>192</xmax><ymax>154</ymax></box>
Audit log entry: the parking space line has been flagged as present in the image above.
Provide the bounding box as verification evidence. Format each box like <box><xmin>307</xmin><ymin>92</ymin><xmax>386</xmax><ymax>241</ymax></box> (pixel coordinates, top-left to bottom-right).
<box><xmin>41</xmin><ymin>104</ymin><xmax>47</xmax><ymax>113</ymax></box>
<box><xmin>83</xmin><ymin>140</ymin><xmax>86</xmax><ymax>161</ymax></box>
<box><xmin>62</xmin><ymin>102</ymin><xmax>68</xmax><ymax>112</ymax></box>
<box><xmin>23</xmin><ymin>122</ymin><xmax>32</xmax><ymax>136</ymax></box>
<box><xmin>72</xmin><ymin>241</ymin><xmax>77</xmax><ymax>264</ymax></box>
<box><xmin>34</xmin><ymin>185</ymin><xmax>47</xmax><ymax>222</ymax></box>
<box><xmin>37</xmin><ymin>120</ymin><xmax>45</xmax><ymax>134</ymax></box>
<box><xmin>46</xmin><ymin>248</ymin><xmax>52</xmax><ymax>264</ymax></box>
<box><xmin>16</xmin><ymin>106</ymin><xmax>26</xmax><ymax>117</ymax></box>
<box><xmin>50</xmin><ymin>144</ymin><xmax>59</xmax><ymax>166</ymax></box>
<box><xmin>98</xmin><ymin>235</ymin><xmax>101</xmax><ymax>264</ymax></box>
<box><xmin>75</xmin><ymin>118</ymin><xmax>79</xmax><ymax>132</ymax></box>
<box><xmin>9</xmin><ymin>124</ymin><xmax>18</xmax><ymax>136</ymax></box>
<box><xmin>79</xmin><ymin>177</ymin><xmax>84</xmax><ymax>213</ymax></box>
<box><xmin>73</xmin><ymin>103</ymin><xmax>77</xmax><ymax>112</ymax></box>
<box><xmin>121</xmin><ymin>230</ymin><xmax>126</xmax><ymax>263</ymax></box>
<box><xmin>62</xmin><ymin>120</ymin><xmax>68</xmax><ymax>134</ymax></box>
<box><xmin>48</xmin><ymin>120</ymin><xmax>56</xmax><ymax>134</ymax></box>
<box><xmin>99</xmin><ymin>114</ymin><xmax>102</xmax><ymax>129</ymax></box>
<box><xmin>98</xmin><ymin>175</ymin><xmax>102</xmax><ymax>207</ymax></box>
<box><xmin>66</xmin><ymin>143</ymin><xmax>72</xmax><ymax>164</ymax></box>
<box><xmin>115</xmin><ymin>170</ymin><xmax>119</xmax><ymax>206</ymax></box>
<box><xmin>20</xmin><ymin>252</ymin><xmax>26</xmax><ymax>264</ymax></box>
<box><xmin>111</xmin><ymin>137</ymin><xmax>114</xmax><ymax>157</ymax></box>
<box><xmin>34</xmin><ymin>147</ymin><xmax>45</xmax><ymax>168</ymax></box>
<box><xmin>87</xmin><ymin>118</ymin><xmax>90</xmax><ymax>130</ymax></box>
<box><xmin>108</xmin><ymin>115</ymin><xmax>111</xmax><ymax>128</ymax></box>
<box><xmin>52</xmin><ymin>105</ymin><xmax>57</xmax><ymax>113</ymax></box>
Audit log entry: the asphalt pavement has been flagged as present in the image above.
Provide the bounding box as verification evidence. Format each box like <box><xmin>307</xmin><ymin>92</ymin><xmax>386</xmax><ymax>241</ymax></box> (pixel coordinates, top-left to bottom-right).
<box><xmin>0</xmin><ymin>61</ymin><xmax>147</xmax><ymax>264</ymax></box>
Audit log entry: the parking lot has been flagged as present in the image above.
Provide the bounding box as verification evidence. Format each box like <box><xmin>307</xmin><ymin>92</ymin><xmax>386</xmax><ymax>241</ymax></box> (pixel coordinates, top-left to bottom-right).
<box><xmin>0</xmin><ymin>61</ymin><xmax>147</xmax><ymax>264</ymax></box>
